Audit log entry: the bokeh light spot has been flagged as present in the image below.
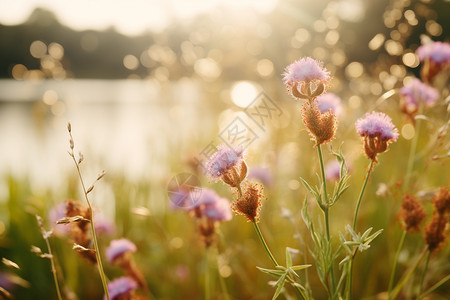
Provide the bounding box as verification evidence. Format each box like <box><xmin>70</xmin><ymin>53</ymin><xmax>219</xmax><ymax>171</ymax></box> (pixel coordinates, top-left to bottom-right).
<box><xmin>123</xmin><ymin>54</ymin><xmax>139</xmax><ymax>70</ymax></box>
<box><xmin>401</xmin><ymin>124</ymin><xmax>415</xmax><ymax>140</ymax></box>
<box><xmin>30</xmin><ymin>40</ymin><xmax>47</xmax><ymax>58</ymax></box>
<box><xmin>231</xmin><ymin>81</ymin><xmax>258</xmax><ymax>108</ymax></box>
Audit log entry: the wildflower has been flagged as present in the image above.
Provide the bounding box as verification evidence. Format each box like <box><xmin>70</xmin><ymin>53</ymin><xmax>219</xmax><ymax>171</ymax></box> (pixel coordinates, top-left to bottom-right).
<box><xmin>48</xmin><ymin>203</ymin><xmax>69</xmax><ymax>236</ymax></box>
<box><xmin>432</xmin><ymin>187</ymin><xmax>450</xmax><ymax>215</ymax></box>
<box><xmin>316</xmin><ymin>93</ymin><xmax>344</xmax><ymax>118</ymax></box>
<box><xmin>325</xmin><ymin>160</ymin><xmax>341</xmax><ymax>182</ymax></box>
<box><xmin>417</xmin><ymin>41</ymin><xmax>450</xmax><ymax>82</ymax></box>
<box><xmin>283</xmin><ymin>57</ymin><xmax>331</xmax><ymax>100</ymax></box>
<box><xmin>355</xmin><ymin>111</ymin><xmax>399</xmax><ymax>163</ymax></box>
<box><xmin>248</xmin><ymin>166</ymin><xmax>274</xmax><ymax>188</ymax></box>
<box><xmin>301</xmin><ymin>100</ymin><xmax>337</xmax><ymax>146</ymax></box>
<box><xmin>206</xmin><ymin>145</ymin><xmax>247</xmax><ymax>187</ymax></box>
<box><xmin>399</xmin><ymin>78</ymin><xmax>439</xmax><ymax>119</ymax></box>
<box><xmin>232</xmin><ymin>182</ymin><xmax>264</xmax><ymax>222</ymax></box>
<box><xmin>398</xmin><ymin>194</ymin><xmax>427</xmax><ymax>233</ymax></box>
<box><xmin>104</xmin><ymin>277</ymin><xmax>138</xmax><ymax>300</ymax></box>
<box><xmin>202</xmin><ymin>195</ymin><xmax>232</xmax><ymax>222</ymax></box>
<box><xmin>106</xmin><ymin>239</ymin><xmax>137</xmax><ymax>264</ymax></box>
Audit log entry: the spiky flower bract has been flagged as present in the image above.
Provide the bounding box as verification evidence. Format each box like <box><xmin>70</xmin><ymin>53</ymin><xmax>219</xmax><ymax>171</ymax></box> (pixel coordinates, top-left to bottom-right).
<box><xmin>232</xmin><ymin>182</ymin><xmax>264</xmax><ymax>222</ymax></box>
<box><xmin>433</xmin><ymin>187</ymin><xmax>450</xmax><ymax>215</ymax></box>
<box><xmin>355</xmin><ymin>111</ymin><xmax>399</xmax><ymax>162</ymax></box>
<box><xmin>283</xmin><ymin>57</ymin><xmax>331</xmax><ymax>99</ymax></box>
<box><xmin>301</xmin><ymin>100</ymin><xmax>337</xmax><ymax>146</ymax></box>
<box><xmin>398</xmin><ymin>194</ymin><xmax>427</xmax><ymax>233</ymax></box>
<box><xmin>104</xmin><ymin>277</ymin><xmax>138</xmax><ymax>300</ymax></box>
<box><xmin>106</xmin><ymin>239</ymin><xmax>137</xmax><ymax>263</ymax></box>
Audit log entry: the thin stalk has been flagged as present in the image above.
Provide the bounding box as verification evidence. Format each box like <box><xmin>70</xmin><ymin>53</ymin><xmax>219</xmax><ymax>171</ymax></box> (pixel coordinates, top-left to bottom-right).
<box><xmin>388</xmin><ymin>230</ymin><xmax>406</xmax><ymax>294</ymax></box>
<box><xmin>253</xmin><ymin>222</ymin><xmax>278</xmax><ymax>266</ymax></box>
<box><xmin>213</xmin><ymin>246</ymin><xmax>230</xmax><ymax>300</ymax></box>
<box><xmin>73</xmin><ymin>159</ymin><xmax>110</xmax><ymax>300</ymax></box>
<box><xmin>418</xmin><ymin>250</ymin><xmax>431</xmax><ymax>297</ymax></box>
<box><xmin>420</xmin><ymin>274</ymin><xmax>450</xmax><ymax>298</ymax></box>
<box><xmin>346</xmin><ymin>160</ymin><xmax>374</xmax><ymax>299</ymax></box>
<box><xmin>44</xmin><ymin>236</ymin><xmax>62</xmax><ymax>300</ymax></box>
<box><xmin>389</xmin><ymin>248</ymin><xmax>428</xmax><ymax>300</ymax></box>
<box><xmin>352</xmin><ymin>160</ymin><xmax>374</xmax><ymax>229</ymax></box>
<box><xmin>317</xmin><ymin>145</ymin><xmax>336</xmax><ymax>294</ymax></box>
<box><xmin>317</xmin><ymin>145</ymin><xmax>330</xmax><ymax>240</ymax></box>
<box><xmin>67</xmin><ymin>126</ymin><xmax>110</xmax><ymax>300</ymax></box>
<box><xmin>253</xmin><ymin>222</ymin><xmax>306</xmax><ymax>299</ymax></box>
<box><xmin>205</xmin><ymin>248</ymin><xmax>211</xmax><ymax>300</ymax></box>
<box><xmin>404</xmin><ymin>107</ymin><xmax>422</xmax><ymax>190</ymax></box>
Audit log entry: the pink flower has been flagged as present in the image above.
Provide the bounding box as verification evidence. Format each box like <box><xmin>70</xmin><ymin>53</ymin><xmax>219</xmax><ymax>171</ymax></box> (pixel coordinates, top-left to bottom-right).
<box><xmin>93</xmin><ymin>214</ymin><xmax>116</xmax><ymax>236</ymax></box>
<box><xmin>325</xmin><ymin>160</ymin><xmax>341</xmax><ymax>182</ymax></box>
<box><xmin>104</xmin><ymin>277</ymin><xmax>137</xmax><ymax>300</ymax></box>
<box><xmin>248</xmin><ymin>166</ymin><xmax>274</xmax><ymax>187</ymax></box>
<box><xmin>355</xmin><ymin>112</ymin><xmax>399</xmax><ymax>141</ymax></box>
<box><xmin>106</xmin><ymin>239</ymin><xmax>137</xmax><ymax>263</ymax></box>
<box><xmin>283</xmin><ymin>57</ymin><xmax>331</xmax><ymax>85</ymax></box>
<box><xmin>355</xmin><ymin>111</ymin><xmax>399</xmax><ymax>162</ymax></box>
<box><xmin>202</xmin><ymin>195</ymin><xmax>232</xmax><ymax>222</ymax></box>
<box><xmin>283</xmin><ymin>57</ymin><xmax>331</xmax><ymax>99</ymax></box>
<box><xmin>417</xmin><ymin>41</ymin><xmax>450</xmax><ymax>64</ymax></box>
<box><xmin>316</xmin><ymin>93</ymin><xmax>343</xmax><ymax>117</ymax></box>
<box><xmin>399</xmin><ymin>78</ymin><xmax>439</xmax><ymax>114</ymax></box>
<box><xmin>206</xmin><ymin>145</ymin><xmax>245</xmax><ymax>180</ymax></box>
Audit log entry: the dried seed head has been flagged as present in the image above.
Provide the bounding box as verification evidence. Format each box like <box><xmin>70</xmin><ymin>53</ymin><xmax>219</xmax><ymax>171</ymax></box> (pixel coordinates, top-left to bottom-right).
<box><xmin>301</xmin><ymin>101</ymin><xmax>337</xmax><ymax>146</ymax></box>
<box><xmin>67</xmin><ymin>122</ymin><xmax>72</xmax><ymax>133</ymax></box>
<box><xmin>424</xmin><ymin>212</ymin><xmax>448</xmax><ymax>253</ymax></box>
<box><xmin>398</xmin><ymin>194</ymin><xmax>427</xmax><ymax>233</ymax></box>
<box><xmin>2</xmin><ymin>258</ymin><xmax>20</xmax><ymax>270</ymax></box>
<box><xmin>433</xmin><ymin>186</ymin><xmax>450</xmax><ymax>215</ymax></box>
<box><xmin>232</xmin><ymin>182</ymin><xmax>264</xmax><ymax>222</ymax></box>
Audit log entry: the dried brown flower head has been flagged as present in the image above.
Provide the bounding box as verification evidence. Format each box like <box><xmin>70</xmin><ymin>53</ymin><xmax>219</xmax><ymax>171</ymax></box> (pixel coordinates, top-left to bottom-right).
<box><xmin>232</xmin><ymin>182</ymin><xmax>264</xmax><ymax>222</ymax></box>
<box><xmin>398</xmin><ymin>194</ymin><xmax>427</xmax><ymax>233</ymax></box>
<box><xmin>433</xmin><ymin>187</ymin><xmax>450</xmax><ymax>215</ymax></box>
<box><xmin>301</xmin><ymin>101</ymin><xmax>337</xmax><ymax>146</ymax></box>
<box><xmin>424</xmin><ymin>213</ymin><xmax>448</xmax><ymax>253</ymax></box>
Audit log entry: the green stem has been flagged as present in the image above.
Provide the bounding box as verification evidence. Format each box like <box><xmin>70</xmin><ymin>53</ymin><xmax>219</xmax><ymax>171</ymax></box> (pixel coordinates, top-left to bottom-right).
<box><xmin>214</xmin><ymin>246</ymin><xmax>230</xmax><ymax>300</ymax></box>
<box><xmin>352</xmin><ymin>160</ymin><xmax>374</xmax><ymax>230</ymax></box>
<box><xmin>388</xmin><ymin>230</ymin><xmax>406</xmax><ymax>294</ymax></box>
<box><xmin>253</xmin><ymin>222</ymin><xmax>278</xmax><ymax>266</ymax></box>
<box><xmin>418</xmin><ymin>250</ymin><xmax>431</xmax><ymax>297</ymax></box>
<box><xmin>404</xmin><ymin>107</ymin><xmax>422</xmax><ymax>190</ymax></box>
<box><xmin>389</xmin><ymin>248</ymin><xmax>428</xmax><ymax>300</ymax></box>
<box><xmin>317</xmin><ymin>145</ymin><xmax>336</xmax><ymax>295</ymax></box>
<box><xmin>253</xmin><ymin>222</ymin><xmax>306</xmax><ymax>299</ymax></box>
<box><xmin>420</xmin><ymin>274</ymin><xmax>450</xmax><ymax>298</ymax></box>
<box><xmin>73</xmin><ymin>157</ymin><xmax>110</xmax><ymax>300</ymax></box>
<box><xmin>317</xmin><ymin>146</ymin><xmax>330</xmax><ymax>240</ymax></box>
<box><xmin>205</xmin><ymin>248</ymin><xmax>211</xmax><ymax>300</ymax></box>
<box><xmin>45</xmin><ymin>237</ymin><xmax>62</xmax><ymax>300</ymax></box>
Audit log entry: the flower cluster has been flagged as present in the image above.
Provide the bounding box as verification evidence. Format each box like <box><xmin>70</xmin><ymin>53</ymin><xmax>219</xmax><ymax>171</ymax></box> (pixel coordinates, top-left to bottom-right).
<box><xmin>206</xmin><ymin>145</ymin><xmax>264</xmax><ymax>223</ymax></box>
<box><xmin>284</xmin><ymin>57</ymin><xmax>338</xmax><ymax>146</ymax></box>
<box><xmin>355</xmin><ymin>111</ymin><xmax>399</xmax><ymax>163</ymax></box>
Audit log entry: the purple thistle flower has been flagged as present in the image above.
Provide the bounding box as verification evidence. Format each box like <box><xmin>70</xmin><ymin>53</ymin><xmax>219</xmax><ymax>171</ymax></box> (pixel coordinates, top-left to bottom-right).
<box><xmin>417</xmin><ymin>41</ymin><xmax>450</xmax><ymax>64</ymax></box>
<box><xmin>325</xmin><ymin>160</ymin><xmax>341</xmax><ymax>182</ymax></box>
<box><xmin>355</xmin><ymin>111</ymin><xmax>399</xmax><ymax>141</ymax></box>
<box><xmin>283</xmin><ymin>57</ymin><xmax>331</xmax><ymax>86</ymax></box>
<box><xmin>48</xmin><ymin>203</ymin><xmax>69</xmax><ymax>236</ymax></box>
<box><xmin>316</xmin><ymin>93</ymin><xmax>344</xmax><ymax>117</ymax></box>
<box><xmin>400</xmin><ymin>78</ymin><xmax>439</xmax><ymax>112</ymax></box>
<box><xmin>106</xmin><ymin>239</ymin><xmax>137</xmax><ymax>263</ymax></box>
<box><xmin>93</xmin><ymin>213</ymin><xmax>115</xmax><ymax>236</ymax></box>
<box><xmin>202</xmin><ymin>195</ymin><xmax>232</xmax><ymax>222</ymax></box>
<box><xmin>206</xmin><ymin>145</ymin><xmax>244</xmax><ymax>180</ymax></box>
<box><xmin>248</xmin><ymin>166</ymin><xmax>274</xmax><ymax>187</ymax></box>
<box><xmin>104</xmin><ymin>277</ymin><xmax>137</xmax><ymax>300</ymax></box>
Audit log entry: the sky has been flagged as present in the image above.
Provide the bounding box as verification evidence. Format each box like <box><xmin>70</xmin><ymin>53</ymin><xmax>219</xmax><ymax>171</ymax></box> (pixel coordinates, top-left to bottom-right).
<box><xmin>0</xmin><ymin>0</ymin><xmax>279</xmax><ymax>35</ymax></box>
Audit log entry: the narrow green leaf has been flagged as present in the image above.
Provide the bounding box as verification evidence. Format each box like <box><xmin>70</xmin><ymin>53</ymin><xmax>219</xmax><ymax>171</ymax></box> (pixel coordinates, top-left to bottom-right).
<box><xmin>290</xmin><ymin>264</ymin><xmax>312</xmax><ymax>271</ymax></box>
<box><xmin>286</xmin><ymin>248</ymin><xmax>293</xmax><ymax>267</ymax></box>
<box><xmin>273</xmin><ymin>273</ymin><xmax>287</xmax><ymax>300</ymax></box>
